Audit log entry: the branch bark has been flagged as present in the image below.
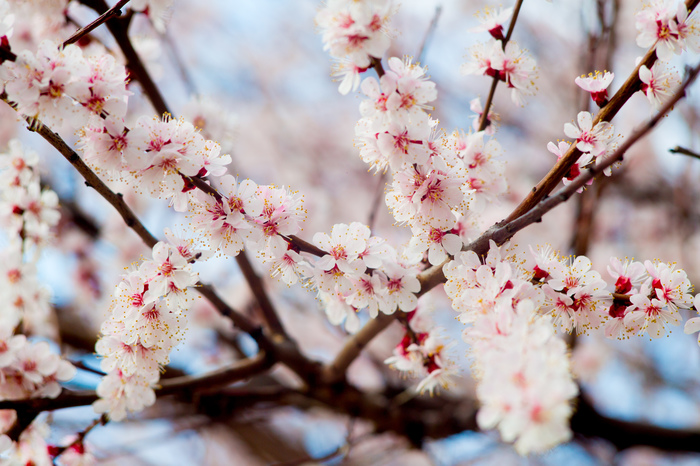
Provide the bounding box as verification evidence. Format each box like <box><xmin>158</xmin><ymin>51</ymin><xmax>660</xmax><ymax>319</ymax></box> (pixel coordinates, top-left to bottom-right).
<box><xmin>63</xmin><ymin>0</ymin><xmax>132</xmax><ymax>47</ymax></box>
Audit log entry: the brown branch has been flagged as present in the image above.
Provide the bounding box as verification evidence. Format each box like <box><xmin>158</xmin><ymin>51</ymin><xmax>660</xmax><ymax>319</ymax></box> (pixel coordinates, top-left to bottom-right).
<box><xmin>670</xmin><ymin>145</ymin><xmax>700</xmax><ymax>160</ymax></box>
<box><xmin>321</xmin><ymin>313</ymin><xmax>396</xmax><ymax>384</ymax></box>
<box><xmin>505</xmin><ymin>0</ymin><xmax>700</xmax><ymax>222</ymax></box>
<box><xmin>234</xmin><ymin>251</ymin><xmax>287</xmax><ymax>339</ymax></box>
<box><xmin>477</xmin><ymin>0</ymin><xmax>524</xmax><ymax>132</ymax></box>
<box><xmin>157</xmin><ymin>352</ymin><xmax>273</xmax><ymax>395</ymax></box>
<box><xmin>370</xmin><ymin>56</ymin><xmax>385</xmax><ymax>78</ymax></box>
<box><xmin>286</xmin><ymin>234</ymin><xmax>327</xmax><ymax>257</ymax></box>
<box><xmin>63</xmin><ymin>0</ymin><xmax>132</xmax><ymax>47</ymax></box>
<box><xmin>0</xmin><ymin>354</ymin><xmax>272</xmax><ymax>414</ymax></box>
<box><xmin>26</xmin><ymin>119</ymin><xmax>160</xmax><ymax>249</ymax></box>
<box><xmin>571</xmin><ymin>393</ymin><xmax>700</xmax><ymax>453</ymax></box>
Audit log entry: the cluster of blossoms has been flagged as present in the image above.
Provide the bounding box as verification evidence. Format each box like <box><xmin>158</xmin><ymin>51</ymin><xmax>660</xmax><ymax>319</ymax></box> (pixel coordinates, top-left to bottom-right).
<box><xmin>0</xmin><ymin>335</ymin><xmax>76</xmax><ymax>402</ymax></box>
<box><xmin>443</xmin><ymin>239</ymin><xmax>697</xmax><ymax>452</ymax></box>
<box><xmin>93</xmin><ymin>238</ymin><xmax>200</xmax><ymax>421</ymax></box>
<box><xmin>0</xmin><ymin>139</ymin><xmax>59</xmax><ymax>252</ymax></box>
<box><xmin>310</xmin><ymin>222</ymin><xmax>421</xmax><ymax>332</ymax></box>
<box><xmin>80</xmin><ymin>114</ymin><xmax>232</xmax><ymax>212</ymax></box>
<box><xmin>355</xmin><ymin>57</ymin><xmax>506</xmax><ymax>266</ymax></box>
<box><xmin>384</xmin><ymin>307</ymin><xmax>456</xmax><ymax>395</ymax></box>
<box><xmin>1</xmin><ymin>39</ymin><xmax>130</xmax><ymax>130</ymax></box>
<box><xmin>0</xmin><ymin>138</ymin><xmax>66</xmax><ymax>342</ymax></box>
<box><xmin>443</xmin><ymin>242</ymin><xmax>577</xmax><ymax>454</ymax></box>
<box><xmin>531</xmin><ymin>247</ymin><xmax>610</xmax><ymax>335</ymax></box>
<box><xmin>0</xmin><ymin>141</ymin><xmax>78</xmax><ymax>460</ymax></box>
<box><xmin>461</xmin><ymin>7</ymin><xmax>538</xmax><ymax>106</ymax></box>
<box><xmin>315</xmin><ymin>0</ymin><xmax>393</xmax><ymax>94</ymax></box>
<box><xmin>546</xmin><ymin>110</ymin><xmax>617</xmax><ymax>191</ymax></box>
<box><xmin>636</xmin><ymin>0</ymin><xmax>700</xmax><ymax>61</ymax></box>
<box><xmin>189</xmin><ymin>175</ymin><xmax>306</xmax><ymax>259</ymax></box>
<box><xmin>529</xmin><ymin>248</ymin><xmax>695</xmax><ymax>340</ymax></box>
<box><xmin>0</xmin><ymin>146</ymin><xmax>57</xmax><ymax>335</ymax></box>
<box><xmin>252</xmin><ymin>218</ymin><xmax>423</xmax><ymax>334</ymax></box>
<box><xmin>632</xmin><ymin>1</ymin><xmax>698</xmax><ymax>110</ymax></box>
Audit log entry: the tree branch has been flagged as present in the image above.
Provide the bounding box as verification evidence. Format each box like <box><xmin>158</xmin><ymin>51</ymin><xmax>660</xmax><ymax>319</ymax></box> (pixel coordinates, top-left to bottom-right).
<box><xmin>505</xmin><ymin>0</ymin><xmax>700</xmax><ymax>222</ymax></box>
<box><xmin>0</xmin><ymin>353</ymin><xmax>272</xmax><ymax>414</ymax></box>
<box><xmin>63</xmin><ymin>0</ymin><xmax>132</xmax><ymax>47</ymax></box>
<box><xmin>670</xmin><ymin>145</ymin><xmax>700</xmax><ymax>160</ymax></box>
<box><xmin>321</xmin><ymin>313</ymin><xmax>396</xmax><ymax>384</ymax></box>
<box><xmin>322</xmin><ymin>60</ymin><xmax>700</xmax><ymax>385</ymax></box>
<box><xmin>482</xmin><ymin>61</ymin><xmax>700</xmax><ymax>250</ymax></box>
<box><xmin>234</xmin><ymin>251</ymin><xmax>288</xmax><ymax>339</ymax></box>
<box><xmin>417</xmin><ymin>6</ymin><xmax>442</xmax><ymax>64</ymax></box>
<box><xmin>572</xmin><ymin>393</ymin><xmax>700</xmax><ymax>452</ymax></box>
<box><xmin>477</xmin><ymin>0</ymin><xmax>524</xmax><ymax>132</ymax></box>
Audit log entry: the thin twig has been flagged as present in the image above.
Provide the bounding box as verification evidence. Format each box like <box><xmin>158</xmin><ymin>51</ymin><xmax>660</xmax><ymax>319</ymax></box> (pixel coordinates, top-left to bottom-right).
<box><xmin>670</xmin><ymin>145</ymin><xmax>700</xmax><ymax>160</ymax></box>
<box><xmin>477</xmin><ymin>0</ymin><xmax>524</xmax><ymax>132</ymax></box>
<box><xmin>417</xmin><ymin>6</ymin><xmax>442</xmax><ymax>64</ymax></box>
<box><xmin>63</xmin><ymin>0</ymin><xmax>132</xmax><ymax>47</ymax></box>
<box><xmin>286</xmin><ymin>234</ymin><xmax>327</xmax><ymax>257</ymax></box>
<box><xmin>52</xmin><ymin>415</ymin><xmax>107</xmax><ymax>461</ymax></box>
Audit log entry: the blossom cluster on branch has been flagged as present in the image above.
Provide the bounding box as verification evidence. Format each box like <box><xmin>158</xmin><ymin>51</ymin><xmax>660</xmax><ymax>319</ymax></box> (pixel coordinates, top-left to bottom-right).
<box><xmin>2</xmin><ymin>0</ymin><xmax>700</xmax><ymax>461</ymax></box>
<box><xmin>92</xmin><ymin>238</ymin><xmax>199</xmax><ymax>421</ymax></box>
<box><xmin>0</xmin><ymin>139</ymin><xmax>76</xmax><ymax>462</ymax></box>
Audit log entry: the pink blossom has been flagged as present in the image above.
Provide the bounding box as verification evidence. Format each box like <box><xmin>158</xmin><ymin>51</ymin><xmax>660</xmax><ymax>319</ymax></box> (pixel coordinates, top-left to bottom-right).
<box><xmin>635</xmin><ymin>1</ymin><xmax>682</xmax><ymax>61</ymax></box>
<box><xmin>639</xmin><ymin>61</ymin><xmax>681</xmax><ymax>111</ymax></box>
<box><xmin>547</xmin><ymin>140</ymin><xmax>593</xmax><ymax>191</ymax></box>
<box><xmin>470</xmin><ymin>6</ymin><xmax>513</xmax><ymax>41</ymax></box>
<box><xmin>563</xmin><ymin>111</ymin><xmax>614</xmax><ymax>156</ymax></box>
<box><xmin>575</xmin><ymin>70</ymin><xmax>614</xmax><ymax>107</ymax></box>
<box><xmin>315</xmin><ymin>0</ymin><xmax>393</xmax><ymax>68</ymax></box>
